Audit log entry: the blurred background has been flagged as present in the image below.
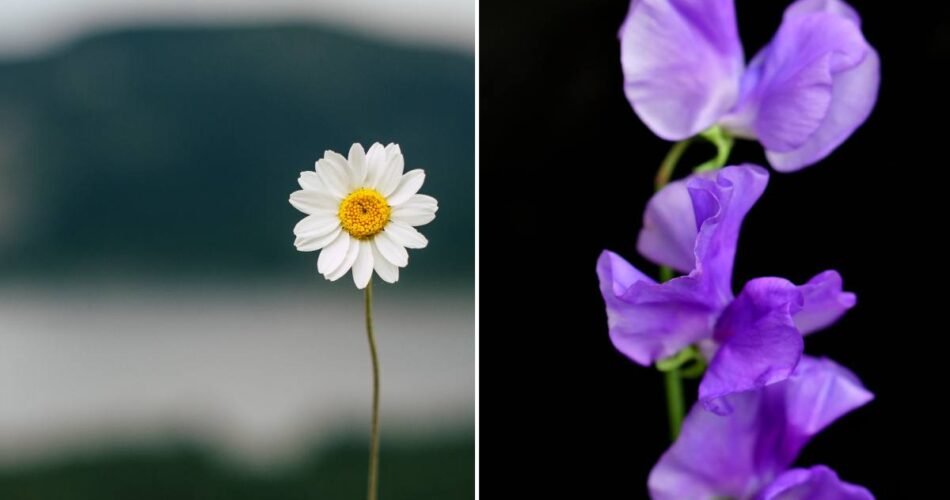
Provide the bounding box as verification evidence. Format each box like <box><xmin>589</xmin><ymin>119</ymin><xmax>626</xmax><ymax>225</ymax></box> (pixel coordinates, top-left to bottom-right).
<box><xmin>0</xmin><ymin>1</ymin><xmax>474</xmax><ymax>498</ymax></box>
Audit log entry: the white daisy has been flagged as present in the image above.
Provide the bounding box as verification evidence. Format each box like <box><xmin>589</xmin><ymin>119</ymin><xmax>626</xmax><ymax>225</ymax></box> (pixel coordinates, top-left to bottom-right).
<box><xmin>289</xmin><ymin>142</ymin><xmax>438</xmax><ymax>288</ymax></box>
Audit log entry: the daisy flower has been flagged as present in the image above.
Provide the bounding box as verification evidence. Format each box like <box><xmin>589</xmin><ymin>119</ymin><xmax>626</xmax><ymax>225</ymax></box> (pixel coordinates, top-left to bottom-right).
<box><xmin>290</xmin><ymin>142</ymin><xmax>437</xmax><ymax>288</ymax></box>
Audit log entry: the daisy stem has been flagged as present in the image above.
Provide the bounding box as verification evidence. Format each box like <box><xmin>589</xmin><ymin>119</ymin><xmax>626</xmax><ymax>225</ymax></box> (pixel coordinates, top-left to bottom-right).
<box><xmin>655</xmin><ymin>138</ymin><xmax>693</xmax><ymax>191</ymax></box>
<box><xmin>364</xmin><ymin>280</ymin><xmax>381</xmax><ymax>500</ymax></box>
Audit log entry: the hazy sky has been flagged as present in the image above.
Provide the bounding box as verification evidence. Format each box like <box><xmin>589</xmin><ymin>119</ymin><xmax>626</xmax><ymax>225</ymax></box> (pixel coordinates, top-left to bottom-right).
<box><xmin>0</xmin><ymin>0</ymin><xmax>474</xmax><ymax>58</ymax></box>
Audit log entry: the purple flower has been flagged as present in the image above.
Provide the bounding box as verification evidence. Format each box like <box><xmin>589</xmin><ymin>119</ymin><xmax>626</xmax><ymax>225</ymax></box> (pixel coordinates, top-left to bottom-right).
<box><xmin>620</xmin><ymin>0</ymin><xmax>879</xmax><ymax>172</ymax></box>
<box><xmin>648</xmin><ymin>356</ymin><xmax>874</xmax><ymax>499</ymax></box>
<box><xmin>596</xmin><ymin>165</ymin><xmax>855</xmax><ymax>412</ymax></box>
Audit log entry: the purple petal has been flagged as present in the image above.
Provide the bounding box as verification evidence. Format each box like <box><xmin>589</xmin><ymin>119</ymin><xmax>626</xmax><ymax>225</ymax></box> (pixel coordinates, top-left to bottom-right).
<box><xmin>781</xmin><ymin>356</ymin><xmax>873</xmax><ymax>439</ymax></box>
<box><xmin>649</xmin><ymin>356</ymin><xmax>872</xmax><ymax>499</ymax></box>
<box><xmin>758</xmin><ymin>466</ymin><xmax>874</xmax><ymax>500</ymax></box>
<box><xmin>784</xmin><ymin>0</ymin><xmax>861</xmax><ymax>26</ymax></box>
<box><xmin>619</xmin><ymin>0</ymin><xmax>744</xmax><ymax>140</ymax></box>
<box><xmin>596</xmin><ymin>251</ymin><xmax>719</xmax><ymax>365</ymax></box>
<box><xmin>794</xmin><ymin>270</ymin><xmax>856</xmax><ymax>335</ymax></box>
<box><xmin>756</xmin><ymin>15</ymin><xmax>867</xmax><ymax>150</ymax></box>
<box><xmin>720</xmin><ymin>5</ymin><xmax>878</xmax><ymax>172</ymax></box>
<box><xmin>766</xmin><ymin>46</ymin><xmax>879</xmax><ymax>171</ymax></box>
<box><xmin>637</xmin><ymin>178</ymin><xmax>697</xmax><ymax>274</ymax></box>
<box><xmin>687</xmin><ymin>165</ymin><xmax>769</xmax><ymax>305</ymax></box>
<box><xmin>700</xmin><ymin>277</ymin><xmax>804</xmax><ymax>414</ymax></box>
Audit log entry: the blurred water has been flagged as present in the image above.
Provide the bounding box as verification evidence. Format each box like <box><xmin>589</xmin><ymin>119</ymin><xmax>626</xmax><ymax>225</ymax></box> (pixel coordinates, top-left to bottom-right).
<box><xmin>0</xmin><ymin>285</ymin><xmax>473</xmax><ymax>467</ymax></box>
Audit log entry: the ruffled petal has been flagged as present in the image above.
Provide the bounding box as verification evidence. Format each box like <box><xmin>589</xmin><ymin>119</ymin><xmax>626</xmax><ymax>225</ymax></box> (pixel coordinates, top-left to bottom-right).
<box><xmin>649</xmin><ymin>356</ymin><xmax>872</xmax><ymax>499</ymax></box>
<box><xmin>620</xmin><ymin>0</ymin><xmax>744</xmax><ymax>139</ymax></box>
<box><xmin>720</xmin><ymin>3</ymin><xmax>878</xmax><ymax>171</ymax></box>
<box><xmin>784</xmin><ymin>0</ymin><xmax>861</xmax><ymax>26</ymax></box>
<box><xmin>794</xmin><ymin>270</ymin><xmax>856</xmax><ymax>335</ymax></box>
<box><xmin>766</xmin><ymin>47</ymin><xmax>878</xmax><ymax>171</ymax></box>
<box><xmin>700</xmin><ymin>277</ymin><xmax>805</xmax><ymax>414</ymax></box>
<box><xmin>637</xmin><ymin>178</ymin><xmax>697</xmax><ymax>274</ymax></box>
<box><xmin>758</xmin><ymin>466</ymin><xmax>874</xmax><ymax>500</ymax></box>
<box><xmin>687</xmin><ymin>165</ymin><xmax>769</xmax><ymax>304</ymax></box>
<box><xmin>596</xmin><ymin>250</ymin><xmax>720</xmax><ymax>366</ymax></box>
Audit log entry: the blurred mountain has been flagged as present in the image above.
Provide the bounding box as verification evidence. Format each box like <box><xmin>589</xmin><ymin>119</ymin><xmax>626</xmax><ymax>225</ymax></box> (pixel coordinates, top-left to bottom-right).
<box><xmin>0</xmin><ymin>25</ymin><xmax>473</xmax><ymax>285</ymax></box>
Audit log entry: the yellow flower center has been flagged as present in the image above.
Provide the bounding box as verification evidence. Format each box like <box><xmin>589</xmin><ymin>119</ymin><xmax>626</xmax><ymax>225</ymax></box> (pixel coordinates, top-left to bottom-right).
<box><xmin>338</xmin><ymin>188</ymin><xmax>391</xmax><ymax>239</ymax></box>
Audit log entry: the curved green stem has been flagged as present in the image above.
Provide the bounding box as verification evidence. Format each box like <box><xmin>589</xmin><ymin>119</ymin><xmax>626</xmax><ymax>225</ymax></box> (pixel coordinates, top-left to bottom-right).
<box><xmin>694</xmin><ymin>125</ymin><xmax>734</xmax><ymax>172</ymax></box>
<box><xmin>655</xmin><ymin>138</ymin><xmax>693</xmax><ymax>191</ymax></box>
<box><xmin>653</xmin><ymin>127</ymin><xmax>735</xmax><ymax>442</ymax></box>
<box><xmin>364</xmin><ymin>281</ymin><xmax>381</xmax><ymax>500</ymax></box>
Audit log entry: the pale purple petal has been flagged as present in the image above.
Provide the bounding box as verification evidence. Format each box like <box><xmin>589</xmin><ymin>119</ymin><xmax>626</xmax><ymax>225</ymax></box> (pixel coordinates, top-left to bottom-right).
<box><xmin>650</xmin><ymin>356</ymin><xmax>872</xmax><ymax>499</ymax></box>
<box><xmin>781</xmin><ymin>356</ymin><xmax>873</xmax><ymax>440</ymax></box>
<box><xmin>784</xmin><ymin>0</ymin><xmax>861</xmax><ymax>26</ymax></box>
<box><xmin>794</xmin><ymin>270</ymin><xmax>856</xmax><ymax>335</ymax></box>
<box><xmin>619</xmin><ymin>0</ymin><xmax>744</xmax><ymax>140</ymax></box>
<box><xmin>700</xmin><ymin>277</ymin><xmax>804</xmax><ymax>415</ymax></box>
<box><xmin>687</xmin><ymin>165</ymin><xmax>769</xmax><ymax>305</ymax></box>
<box><xmin>758</xmin><ymin>466</ymin><xmax>874</xmax><ymax>500</ymax></box>
<box><xmin>596</xmin><ymin>251</ymin><xmax>719</xmax><ymax>366</ymax></box>
<box><xmin>754</xmin><ymin>14</ymin><xmax>867</xmax><ymax>151</ymax></box>
<box><xmin>637</xmin><ymin>178</ymin><xmax>697</xmax><ymax>274</ymax></box>
<box><xmin>720</xmin><ymin>3</ymin><xmax>878</xmax><ymax>172</ymax></box>
<box><xmin>766</xmin><ymin>47</ymin><xmax>879</xmax><ymax>171</ymax></box>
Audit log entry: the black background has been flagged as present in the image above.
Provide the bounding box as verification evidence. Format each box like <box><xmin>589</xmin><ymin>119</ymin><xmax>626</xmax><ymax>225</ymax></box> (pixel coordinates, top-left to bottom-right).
<box><xmin>482</xmin><ymin>0</ymin><xmax>948</xmax><ymax>497</ymax></box>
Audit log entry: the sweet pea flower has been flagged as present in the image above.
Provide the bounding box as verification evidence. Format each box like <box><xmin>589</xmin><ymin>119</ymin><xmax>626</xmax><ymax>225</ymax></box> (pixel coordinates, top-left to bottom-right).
<box><xmin>620</xmin><ymin>0</ymin><xmax>879</xmax><ymax>172</ymax></box>
<box><xmin>596</xmin><ymin>165</ymin><xmax>855</xmax><ymax>413</ymax></box>
<box><xmin>649</xmin><ymin>356</ymin><xmax>874</xmax><ymax>499</ymax></box>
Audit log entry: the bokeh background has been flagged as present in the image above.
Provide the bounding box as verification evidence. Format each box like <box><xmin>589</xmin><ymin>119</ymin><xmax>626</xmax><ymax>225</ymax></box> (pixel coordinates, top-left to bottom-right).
<box><xmin>0</xmin><ymin>1</ymin><xmax>474</xmax><ymax>498</ymax></box>
<box><xmin>482</xmin><ymin>0</ymin><xmax>947</xmax><ymax>497</ymax></box>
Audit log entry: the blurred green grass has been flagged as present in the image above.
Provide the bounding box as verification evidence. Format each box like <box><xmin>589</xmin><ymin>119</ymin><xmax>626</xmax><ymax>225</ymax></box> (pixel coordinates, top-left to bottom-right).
<box><xmin>0</xmin><ymin>434</ymin><xmax>474</xmax><ymax>499</ymax></box>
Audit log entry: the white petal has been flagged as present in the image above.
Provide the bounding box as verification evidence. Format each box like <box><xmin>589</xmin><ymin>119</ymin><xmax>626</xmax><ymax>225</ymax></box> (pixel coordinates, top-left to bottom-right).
<box><xmin>293</xmin><ymin>214</ymin><xmax>339</xmax><ymax>237</ymax></box>
<box><xmin>373</xmin><ymin>232</ymin><xmax>409</xmax><ymax>267</ymax></box>
<box><xmin>317</xmin><ymin>232</ymin><xmax>350</xmax><ymax>274</ymax></box>
<box><xmin>290</xmin><ymin>190</ymin><xmax>339</xmax><ymax>214</ymax></box>
<box><xmin>371</xmin><ymin>243</ymin><xmax>399</xmax><ymax>283</ymax></box>
<box><xmin>385</xmin><ymin>221</ymin><xmax>428</xmax><ymax>249</ymax></box>
<box><xmin>295</xmin><ymin>226</ymin><xmax>341</xmax><ymax>252</ymax></box>
<box><xmin>385</xmin><ymin>143</ymin><xmax>401</xmax><ymax>158</ymax></box>
<box><xmin>364</xmin><ymin>143</ymin><xmax>388</xmax><ymax>188</ymax></box>
<box><xmin>386</xmin><ymin>170</ymin><xmax>426</xmax><ymax>206</ymax></box>
<box><xmin>326</xmin><ymin>236</ymin><xmax>360</xmax><ymax>281</ymax></box>
<box><xmin>376</xmin><ymin>151</ymin><xmax>405</xmax><ymax>196</ymax></box>
<box><xmin>392</xmin><ymin>193</ymin><xmax>438</xmax><ymax>209</ymax></box>
<box><xmin>298</xmin><ymin>171</ymin><xmax>324</xmax><ymax>191</ymax></box>
<box><xmin>391</xmin><ymin>206</ymin><xmax>436</xmax><ymax>226</ymax></box>
<box><xmin>316</xmin><ymin>158</ymin><xmax>350</xmax><ymax>199</ymax></box>
<box><xmin>352</xmin><ymin>241</ymin><xmax>374</xmax><ymax>289</ymax></box>
<box><xmin>324</xmin><ymin>150</ymin><xmax>349</xmax><ymax>175</ymax></box>
<box><xmin>347</xmin><ymin>144</ymin><xmax>367</xmax><ymax>187</ymax></box>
